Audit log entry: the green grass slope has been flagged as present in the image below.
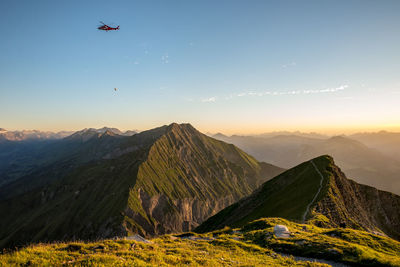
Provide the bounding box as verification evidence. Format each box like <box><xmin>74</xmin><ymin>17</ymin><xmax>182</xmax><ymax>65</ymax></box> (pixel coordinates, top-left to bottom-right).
<box><xmin>196</xmin><ymin>155</ymin><xmax>331</xmax><ymax>232</ymax></box>
<box><xmin>122</xmin><ymin>123</ymin><xmax>284</xmax><ymax>236</ymax></box>
<box><xmin>197</xmin><ymin>155</ymin><xmax>400</xmax><ymax>242</ymax></box>
<box><xmin>241</xmin><ymin>217</ymin><xmax>400</xmax><ymax>266</ymax></box>
<box><xmin>2</xmin><ymin>217</ymin><xmax>400</xmax><ymax>266</ymax></box>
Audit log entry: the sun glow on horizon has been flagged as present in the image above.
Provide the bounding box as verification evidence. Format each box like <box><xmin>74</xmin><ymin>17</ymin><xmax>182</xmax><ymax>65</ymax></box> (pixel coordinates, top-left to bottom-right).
<box><xmin>3</xmin><ymin>121</ymin><xmax>400</xmax><ymax>137</ymax></box>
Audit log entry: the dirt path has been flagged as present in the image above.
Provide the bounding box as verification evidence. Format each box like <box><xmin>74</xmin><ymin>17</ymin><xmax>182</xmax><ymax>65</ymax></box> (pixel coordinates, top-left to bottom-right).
<box><xmin>279</xmin><ymin>253</ymin><xmax>350</xmax><ymax>267</ymax></box>
<box><xmin>302</xmin><ymin>160</ymin><xmax>324</xmax><ymax>223</ymax></box>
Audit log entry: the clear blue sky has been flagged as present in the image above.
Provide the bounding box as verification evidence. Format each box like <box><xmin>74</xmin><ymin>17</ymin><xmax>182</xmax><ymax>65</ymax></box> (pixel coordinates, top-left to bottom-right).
<box><xmin>1</xmin><ymin>0</ymin><xmax>399</xmax><ymax>134</ymax></box>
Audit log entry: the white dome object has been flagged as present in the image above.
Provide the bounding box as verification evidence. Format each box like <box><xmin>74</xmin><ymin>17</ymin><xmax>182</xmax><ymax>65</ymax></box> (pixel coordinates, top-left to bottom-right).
<box><xmin>274</xmin><ymin>224</ymin><xmax>290</xmax><ymax>238</ymax></box>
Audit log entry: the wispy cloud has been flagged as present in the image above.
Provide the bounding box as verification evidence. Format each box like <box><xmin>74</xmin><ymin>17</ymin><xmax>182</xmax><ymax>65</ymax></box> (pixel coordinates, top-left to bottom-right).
<box><xmin>197</xmin><ymin>85</ymin><xmax>348</xmax><ymax>103</ymax></box>
<box><xmin>282</xmin><ymin>61</ymin><xmax>297</xmax><ymax>68</ymax></box>
<box><xmin>236</xmin><ymin>85</ymin><xmax>348</xmax><ymax>98</ymax></box>
<box><xmin>201</xmin><ymin>97</ymin><xmax>217</xmax><ymax>102</ymax></box>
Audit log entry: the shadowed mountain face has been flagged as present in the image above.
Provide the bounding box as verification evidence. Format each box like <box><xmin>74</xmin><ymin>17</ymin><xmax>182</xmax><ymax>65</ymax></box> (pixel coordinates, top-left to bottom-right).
<box><xmin>0</xmin><ymin>123</ymin><xmax>284</xmax><ymax>248</ymax></box>
<box><xmin>0</xmin><ymin>127</ymin><xmax>138</xmax><ymax>187</ymax></box>
<box><xmin>197</xmin><ymin>155</ymin><xmax>400</xmax><ymax>241</ymax></box>
<box><xmin>213</xmin><ymin>134</ymin><xmax>400</xmax><ymax>194</ymax></box>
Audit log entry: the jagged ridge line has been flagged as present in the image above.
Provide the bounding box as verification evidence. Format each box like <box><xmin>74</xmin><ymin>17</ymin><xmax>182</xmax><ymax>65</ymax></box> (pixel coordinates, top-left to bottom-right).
<box><xmin>302</xmin><ymin>160</ymin><xmax>325</xmax><ymax>223</ymax></box>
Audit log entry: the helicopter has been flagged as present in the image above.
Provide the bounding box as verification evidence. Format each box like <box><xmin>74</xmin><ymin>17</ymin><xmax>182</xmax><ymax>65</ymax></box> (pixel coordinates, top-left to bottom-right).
<box><xmin>98</xmin><ymin>21</ymin><xmax>119</xmax><ymax>31</ymax></box>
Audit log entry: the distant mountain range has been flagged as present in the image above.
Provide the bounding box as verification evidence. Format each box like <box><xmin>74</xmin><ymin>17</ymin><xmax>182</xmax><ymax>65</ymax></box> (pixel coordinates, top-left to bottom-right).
<box><xmin>212</xmin><ymin>131</ymin><xmax>328</xmax><ymax>139</ymax></box>
<box><xmin>0</xmin><ymin>123</ymin><xmax>284</xmax><ymax>248</ymax></box>
<box><xmin>197</xmin><ymin>155</ymin><xmax>400</xmax><ymax>241</ymax></box>
<box><xmin>0</xmin><ymin>129</ymin><xmax>73</xmax><ymax>141</ymax></box>
<box><xmin>351</xmin><ymin>131</ymin><xmax>400</xmax><ymax>162</ymax></box>
<box><xmin>0</xmin><ymin>127</ymin><xmax>138</xmax><ymax>187</ymax></box>
<box><xmin>213</xmin><ymin>133</ymin><xmax>400</xmax><ymax>194</ymax></box>
<box><xmin>0</xmin><ymin>127</ymin><xmax>138</xmax><ymax>142</ymax></box>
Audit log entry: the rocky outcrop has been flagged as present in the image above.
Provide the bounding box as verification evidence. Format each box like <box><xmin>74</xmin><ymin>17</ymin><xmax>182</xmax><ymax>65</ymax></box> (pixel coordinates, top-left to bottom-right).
<box><xmin>124</xmin><ymin>189</ymin><xmax>236</xmax><ymax>236</ymax></box>
<box><xmin>315</xmin><ymin>163</ymin><xmax>400</xmax><ymax>239</ymax></box>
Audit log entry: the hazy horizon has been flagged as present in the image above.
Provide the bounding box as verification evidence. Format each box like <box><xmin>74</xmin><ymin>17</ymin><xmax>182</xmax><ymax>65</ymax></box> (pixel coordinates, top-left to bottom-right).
<box><xmin>2</xmin><ymin>122</ymin><xmax>400</xmax><ymax>137</ymax></box>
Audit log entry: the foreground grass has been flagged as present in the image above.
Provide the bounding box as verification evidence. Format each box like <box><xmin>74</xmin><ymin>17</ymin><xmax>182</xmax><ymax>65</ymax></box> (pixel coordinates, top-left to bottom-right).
<box><xmin>240</xmin><ymin>218</ymin><xmax>400</xmax><ymax>266</ymax></box>
<box><xmin>0</xmin><ymin>236</ymin><xmax>326</xmax><ymax>266</ymax></box>
<box><xmin>1</xmin><ymin>217</ymin><xmax>400</xmax><ymax>266</ymax></box>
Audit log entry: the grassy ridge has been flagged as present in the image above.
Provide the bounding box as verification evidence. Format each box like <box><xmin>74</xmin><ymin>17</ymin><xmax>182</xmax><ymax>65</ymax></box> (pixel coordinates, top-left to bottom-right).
<box><xmin>196</xmin><ymin>155</ymin><xmax>333</xmax><ymax>232</ymax></box>
<box><xmin>123</xmin><ymin>123</ymin><xmax>284</xmax><ymax>236</ymax></box>
<box><xmin>242</xmin><ymin>218</ymin><xmax>400</xmax><ymax>266</ymax></box>
<box><xmin>197</xmin><ymin>154</ymin><xmax>400</xmax><ymax>243</ymax></box>
<box><xmin>2</xmin><ymin>217</ymin><xmax>399</xmax><ymax>266</ymax></box>
<box><xmin>134</xmin><ymin>124</ymin><xmax>261</xmax><ymax>201</ymax></box>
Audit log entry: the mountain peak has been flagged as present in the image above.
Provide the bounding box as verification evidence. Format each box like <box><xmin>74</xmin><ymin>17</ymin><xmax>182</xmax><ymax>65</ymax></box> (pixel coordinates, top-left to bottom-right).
<box><xmin>213</xmin><ymin>133</ymin><xmax>228</xmax><ymax>139</ymax></box>
<box><xmin>67</xmin><ymin>128</ymin><xmax>98</xmax><ymax>142</ymax></box>
<box><xmin>0</xmin><ymin>123</ymin><xmax>284</xmax><ymax>248</ymax></box>
<box><xmin>97</xmin><ymin>127</ymin><xmax>123</xmax><ymax>135</ymax></box>
<box><xmin>67</xmin><ymin>127</ymin><xmax>125</xmax><ymax>142</ymax></box>
<box><xmin>159</xmin><ymin>123</ymin><xmax>201</xmax><ymax>140</ymax></box>
<box><xmin>325</xmin><ymin>136</ymin><xmax>369</xmax><ymax>151</ymax></box>
<box><xmin>166</xmin><ymin>122</ymin><xmax>196</xmax><ymax>132</ymax></box>
<box><xmin>197</xmin><ymin>155</ymin><xmax>400</xmax><ymax>240</ymax></box>
<box><xmin>328</xmin><ymin>135</ymin><xmax>349</xmax><ymax>141</ymax></box>
<box><xmin>101</xmin><ymin>129</ymin><xmax>119</xmax><ymax>137</ymax></box>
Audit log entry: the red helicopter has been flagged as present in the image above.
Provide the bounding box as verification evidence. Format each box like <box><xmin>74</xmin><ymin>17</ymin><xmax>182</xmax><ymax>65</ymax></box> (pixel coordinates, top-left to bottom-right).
<box><xmin>98</xmin><ymin>21</ymin><xmax>119</xmax><ymax>31</ymax></box>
